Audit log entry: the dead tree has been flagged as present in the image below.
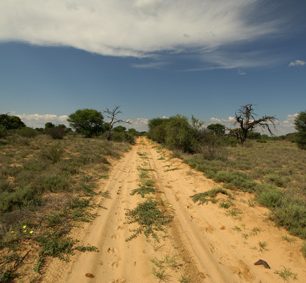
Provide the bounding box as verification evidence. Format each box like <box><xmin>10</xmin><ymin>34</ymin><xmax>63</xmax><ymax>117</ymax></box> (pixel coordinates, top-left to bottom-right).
<box><xmin>234</xmin><ymin>104</ymin><xmax>276</xmax><ymax>144</ymax></box>
<box><xmin>104</xmin><ymin>106</ymin><xmax>130</xmax><ymax>140</ymax></box>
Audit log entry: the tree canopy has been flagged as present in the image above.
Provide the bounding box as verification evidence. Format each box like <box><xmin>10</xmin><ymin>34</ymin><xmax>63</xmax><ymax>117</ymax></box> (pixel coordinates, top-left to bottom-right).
<box><xmin>68</xmin><ymin>109</ymin><xmax>105</xmax><ymax>137</ymax></box>
<box><xmin>0</xmin><ymin>114</ymin><xmax>25</xmax><ymax>130</ymax></box>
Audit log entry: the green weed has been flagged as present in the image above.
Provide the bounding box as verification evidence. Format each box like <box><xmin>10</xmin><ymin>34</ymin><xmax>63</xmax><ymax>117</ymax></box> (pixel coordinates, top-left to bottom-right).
<box><xmin>126</xmin><ymin>200</ymin><xmax>173</xmax><ymax>241</ymax></box>
<box><xmin>191</xmin><ymin>188</ymin><xmax>230</xmax><ymax>205</ymax></box>
<box><xmin>275</xmin><ymin>266</ymin><xmax>297</xmax><ymax>281</ymax></box>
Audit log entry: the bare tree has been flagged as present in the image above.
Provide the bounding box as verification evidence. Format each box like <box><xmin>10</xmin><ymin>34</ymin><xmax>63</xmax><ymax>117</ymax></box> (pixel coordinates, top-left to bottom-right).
<box><xmin>234</xmin><ymin>104</ymin><xmax>276</xmax><ymax>144</ymax></box>
<box><xmin>104</xmin><ymin>106</ymin><xmax>130</xmax><ymax>140</ymax></box>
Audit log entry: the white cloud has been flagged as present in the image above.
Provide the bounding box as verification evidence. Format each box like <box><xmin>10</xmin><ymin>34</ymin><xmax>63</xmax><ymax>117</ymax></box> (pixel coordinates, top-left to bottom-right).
<box><xmin>131</xmin><ymin>61</ymin><xmax>169</xmax><ymax>69</ymax></box>
<box><xmin>126</xmin><ymin>118</ymin><xmax>149</xmax><ymax>132</ymax></box>
<box><xmin>0</xmin><ymin>0</ymin><xmax>281</xmax><ymax>66</ymax></box>
<box><xmin>289</xmin><ymin>60</ymin><xmax>305</xmax><ymax>67</ymax></box>
<box><xmin>16</xmin><ymin>113</ymin><xmax>69</xmax><ymax>128</ymax></box>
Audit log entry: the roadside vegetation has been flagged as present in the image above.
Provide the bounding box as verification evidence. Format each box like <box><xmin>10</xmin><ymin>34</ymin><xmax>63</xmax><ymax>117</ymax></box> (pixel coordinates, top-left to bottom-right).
<box><xmin>0</xmin><ymin>110</ymin><xmax>134</xmax><ymax>282</ymax></box>
<box><xmin>148</xmin><ymin>105</ymin><xmax>306</xmax><ymax>245</ymax></box>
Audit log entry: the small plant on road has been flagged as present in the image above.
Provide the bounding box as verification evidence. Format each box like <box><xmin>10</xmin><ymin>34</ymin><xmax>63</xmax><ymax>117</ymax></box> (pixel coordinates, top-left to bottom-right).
<box><xmin>275</xmin><ymin>266</ymin><xmax>297</xmax><ymax>281</ymax></box>
<box><xmin>191</xmin><ymin>188</ymin><xmax>231</xmax><ymax>204</ymax></box>
<box><xmin>131</xmin><ymin>186</ymin><xmax>156</xmax><ymax>198</ymax></box>
<box><xmin>258</xmin><ymin>241</ymin><xmax>268</xmax><ymax>252</ymax></box>
<box><xmin>125</xmin><ymin>200</ymin><xmax>173</xmax><ymax>241</ymax></box>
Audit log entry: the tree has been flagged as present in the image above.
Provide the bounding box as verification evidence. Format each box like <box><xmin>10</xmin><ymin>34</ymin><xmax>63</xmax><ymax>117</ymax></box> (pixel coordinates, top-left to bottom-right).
<box><xmin>68</xmin><ymin>109</ymin><xmax>105</xmax><ymax>137</ymax></box>
<box><xmin>45</xmin><ymin>122</ymin><xmax>55</xmax><ymax>129</ymax></box>
<box><xmin>0</xmin><ymin>114</ymin><xmax>25</xmax><ymax>129</ymax></box>
<box><xmin>148</xmin><ymin>118</ymin><xmax>167</xmax><ymax>143</ymax></box>
<box><xmin>164</xmin><ymin>115</ymin><xmax>195</xmax><ymax>152</ymax></box>
<box><xmin>234</xmin><ymin>104</ymin><xmax>276</xmax><ymax>144</ymax></box>
<box><xmin>295</xmin><ymin>111</ymin><xmax>306</xmax><ymax>149</ymax></box>
<box><xmin>207</xmin><ymin>123</ymin><xmax>225</xmax><ymax>136</ymax></box>
<box><xmin>104</xmin><ymin>106</ymin><xmax>130</xmax><ymax>140</ymax></box>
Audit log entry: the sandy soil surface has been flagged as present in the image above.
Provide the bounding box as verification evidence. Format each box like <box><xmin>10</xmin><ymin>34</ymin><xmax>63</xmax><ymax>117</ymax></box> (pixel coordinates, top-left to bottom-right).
<box><xmin>42</xmin><ymin>138</ymin><xmax>306</xmax><ymax>283</ymax></box>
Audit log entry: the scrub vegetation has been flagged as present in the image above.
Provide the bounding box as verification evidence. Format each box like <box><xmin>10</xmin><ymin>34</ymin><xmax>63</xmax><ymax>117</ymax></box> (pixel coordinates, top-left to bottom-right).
<box><xmin>148</xmin><ymin>106</ymin><xmax>306</xmax><ymax>240</ymax></box>
<box><xmin>0</xmin><ymin>111</ymin><xmax>134</xmax><ymax>282</ymax></box>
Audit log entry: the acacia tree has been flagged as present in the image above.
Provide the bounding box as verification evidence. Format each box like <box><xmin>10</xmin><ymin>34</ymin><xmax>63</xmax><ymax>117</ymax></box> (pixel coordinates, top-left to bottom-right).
<box><xmin>68</xmin><ymin>109</ymin><xmax>105</xmax><ymax>137</ymax></box>
<box><xmin>104</xmin><ymin>106</ymin><xmax>130</xmax><ymax>140</ymax></box>
<box><xmin>294</xmin><ymin>111</ymin><xmax>306</xmax><ymax>149</ymax></box>
<box><xmin>234</xmin><ymin>104</ymin><xmax>276</xmax><ymax>144</ymax></box>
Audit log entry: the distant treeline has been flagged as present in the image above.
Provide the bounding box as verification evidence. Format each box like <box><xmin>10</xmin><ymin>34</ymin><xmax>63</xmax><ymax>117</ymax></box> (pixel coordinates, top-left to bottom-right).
<box><xmin>148</xmin><ymin>105</ymin><xmax>306</xmax><ymax>152</ymax></box>
<box><xmin>0</xmin><ymin>108</ymin><xmax>145</xmax><ymax>144</ymax></box>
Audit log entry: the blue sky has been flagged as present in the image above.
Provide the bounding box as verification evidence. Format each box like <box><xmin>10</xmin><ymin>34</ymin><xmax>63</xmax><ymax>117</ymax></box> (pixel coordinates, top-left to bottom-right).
<box><xmin>0</xmin><ymin>0</ymin><xmax>306</xmax><ymax>133</ymax></box>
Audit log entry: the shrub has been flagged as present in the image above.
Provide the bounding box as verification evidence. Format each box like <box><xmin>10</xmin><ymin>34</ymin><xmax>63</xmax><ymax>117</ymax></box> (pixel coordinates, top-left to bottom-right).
<box><xmin>46</xmin><ymin>127</ymin><xmax>65</xmax><ymax>139</ymax></box>
<box><xmin>295</xmin><ymin>111</ymin><xmax>306</xmax><ymax>149</ymax></box>
<box><xmin>37</xmin><ymin>233</ymin><xmax>74</xmax><ymax>259</ymax></box>
<box><xmin>272</xmin><ymin>198</ymin><xmax>306</xmax><ymax>238</ymax></box>
<box><xmin>0</xmin><ymin>186</ymin><xmax>39</xmax><ymax>213</ymax></box>
<box><xmin>214</xmin><ymin>171</ymin><xmax>256</xmax><ymax>192</ymax></box>
<box><xmin>40</xmin><ymin>175</ymin><xmax>70</xmax><ymax>192</ymax></box>
<box><xmin>16</xmin><ymin>127</ymin><xmax>37</xmax><ymax>138</ymax></box>
<box><xmin>256</xmin><ymin>187</ymin><xmax>284</xmax><ymax>208</ymax></box>
<box><xmin>40</xmin><ymin>145</ymin><xmax>64</xmax><ymax>163</ymax></box>
<box><xmin>0</xmin><ymin>114</ymin><xmax>25</xmax><ymax>129</ymax></box>
<box><xmin>0</xmin><ymin>125</ymin><xmax>8</xmax><ymax>138</ymax></box>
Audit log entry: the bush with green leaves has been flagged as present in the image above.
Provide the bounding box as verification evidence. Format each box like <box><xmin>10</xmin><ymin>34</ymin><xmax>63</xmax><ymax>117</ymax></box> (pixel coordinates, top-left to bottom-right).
<box><xmin>68</xmin><ymin>109</ymin><xmax>106</xmax><ymax>137</ymax></box>
<box><xmin>149</xmin><ymin>115</ymin><xmax>196</xmax><ymax>152</ymax></box>
<box><xmin>295</xmin><ymin>111</ymin><xmax>306</xmax><ymax>149</ymax></box>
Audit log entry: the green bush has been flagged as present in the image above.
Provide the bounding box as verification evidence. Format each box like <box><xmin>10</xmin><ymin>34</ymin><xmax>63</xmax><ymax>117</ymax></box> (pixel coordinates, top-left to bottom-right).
<box><xmin>68</xmin><ymin>109</ymin><xmax>106</xmax><ymax>137</ymax></box>
<box><xmin>0</xmin><ymin>186</ymin><xmax>40</xmax><ymax>212</ymax></box>
<box><xmin>214</xmin><ymin>171</ymin><xmax>256</xmax><ymax>192</ymax></box>
<box><xmin>295</xmin><ymin>111</ymin><xmax>306</xmax><ymax>149</ymax></box>
<box><xmin>272</xmin><ymin>198</ymin><xmax>306</xmax><ymax>238</ymax></box>
<box><xmin>0</xmin><ymin>114</ymin><xmax>25</xmax><ymax>130</ymax></box>
<box><xmin>256</xmin><ymin>186</ymin><xmax>284</xmax><ymax>208</ymax></box>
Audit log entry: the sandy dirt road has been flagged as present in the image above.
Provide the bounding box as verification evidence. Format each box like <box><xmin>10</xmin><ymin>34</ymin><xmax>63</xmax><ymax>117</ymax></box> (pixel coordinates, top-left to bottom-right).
<box><xmin>43</xmin><ymin>138</ymin><xmax>306</xmax><ymax>283</ymax></box>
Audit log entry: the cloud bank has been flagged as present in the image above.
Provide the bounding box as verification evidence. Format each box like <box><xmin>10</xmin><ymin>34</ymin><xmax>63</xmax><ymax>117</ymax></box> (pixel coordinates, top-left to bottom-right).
<box><xmin>0</xmin><ymin>0</ymin><xmax>281</xmax><ymax>66</ymax></box>
<box><xmin>16</xmin><ymin>113</ymin><xmax>69</xmax><ymax>128</ymax></box>
<box><xmin>289</xmin><ymin>60</ymin><xmax>305</xmax><ymax>67</ymax></box>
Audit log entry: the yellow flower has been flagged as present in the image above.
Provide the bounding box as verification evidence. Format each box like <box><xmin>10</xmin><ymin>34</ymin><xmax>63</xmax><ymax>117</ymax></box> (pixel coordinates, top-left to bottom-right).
<box><xmin>22</xmin><ymin>225</ymin><xmax>27</xmax><ymax>229</ymax></box>
<box><xmin>29</xmin><ymin>230</ymin><xmax>34</xmax><ymax>234</ymax></box>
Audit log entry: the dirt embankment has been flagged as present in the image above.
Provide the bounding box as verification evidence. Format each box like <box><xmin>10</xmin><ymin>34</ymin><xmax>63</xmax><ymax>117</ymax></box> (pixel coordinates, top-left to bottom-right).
<box><xmin>42</xmin><ymin>138</ymin><xmax>306</xmax><ymax>283</ymax></box>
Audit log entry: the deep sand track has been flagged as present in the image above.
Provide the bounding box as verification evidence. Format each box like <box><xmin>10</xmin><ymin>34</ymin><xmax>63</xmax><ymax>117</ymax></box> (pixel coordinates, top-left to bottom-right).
<box><xmin>43</xmin><ymin>138</ymin><xmax>306</xmax><ymax>283</ymax></box>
